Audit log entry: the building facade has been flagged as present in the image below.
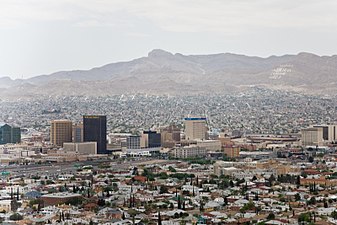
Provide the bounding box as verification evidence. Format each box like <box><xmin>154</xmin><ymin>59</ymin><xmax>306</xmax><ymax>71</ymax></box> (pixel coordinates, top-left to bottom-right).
<box><xmin>172</xmin><ymin>145</ymin><xmax>207</xmax><ymax>159</ymax></box>
<box><xmin>0</xmin><ymin>123</ymin><xmax>21</xmax><ymax>145</ymax></box>
<box><xmin>160</xmin><ymin>124</ymin><xmax>181</xmax><ymax>148</ymax></box>
<box><xmin>50</xmin><ymin>120</ymin><xmax>73</xmax><ymax>147</ymax></box>
<box><xmin>301</xmin><ymin>127</ymin><xmax>324</xmax><ymax>146</ymax></box>
<box><xmin>63</xmin><ymin>142</ymin><xmax>97</xmax><ymax>155</ymax></box>
<box><xmin>142</xmin><ymin>130</ymin><xmax>161</xmax><ymax>148</ymax></box>
<box><xmin>83</xmin><ymin>115</ymin><xmax>107</xmax><ymax>154</ymax></box>
<box><xmin>127</xmin><ymin>135</ymin><xmax>141</xmax><ymax>149</ymax></box>
<box><xmin>313</xmin><ymin>125</ymin><xmax>337</xmax><ymax>143</ymax></box>
<box><xmin>72</xmin><ymin>123</ymin><xmax>84</xmax><ymax>143</ymax></box>
<box><xmin>184</xmin><ymin>117</ymin><xmax>207</xmax><ymax>140</ymax></box>
<box><xmin>223</xmin><ymin>145</ymin><xmax>240</xmax><ymax>158</ymax></box>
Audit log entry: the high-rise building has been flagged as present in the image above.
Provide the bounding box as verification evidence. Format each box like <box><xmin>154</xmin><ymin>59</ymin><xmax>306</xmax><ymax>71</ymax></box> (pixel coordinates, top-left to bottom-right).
<box><xmin>127</xmin><ymin>135</ymin><xmax>141</xmax><ymax>149</ymax></box>
<box><xmin>83</xmin><ymin>115</ymin><xmax>107</xmax><ymax>154</ymax></box>
<box><xmin>72</xmin><ymin>123</ymin><xmax>83</xmax><ymax>143</ymax></box>
<box><xmin>141</xmin><ymin>131</ymin><xmax>161</xmax><ymax>148</ymax></box>
<box><xmin>0</xmin><ymin>123</ymin><xmax>11</xmax><ymax>144</ymax></box>
<box><xmin>313</xmin><ymin>125</ymin><xmax>337</xmax><ymax>143</ymax></box>
<box><xmin>50</xmin><ymin>120</ymin><xmax>73</xmax><ymax>147</ymax></box>
<box><xmin>328</xmin><ymin>125</ymin><xmax>337</xmax><ymax>143</ymax></box>
<box><xmin>301</xmin><ymin>127</ymin><xmax>324</xmax><ymax>146</ymax></box>
<box><xmin>184</xmin><ymin>117</ymin><xmax>207</xmax><ymax>140</ymax></box>
<box><xmin>160</xmin><ymin>125</ymin><xmax>181</xmax><ymax>148</ymax></box>
<box><xmin>0</xmin><ymin>123</ymin><xmax>21</xmax><ymax>145</ymax></box>
<box><xmin>11</xmin><ymin>127</ymin><xmax>21</xmax><ymax>143</ymax></box>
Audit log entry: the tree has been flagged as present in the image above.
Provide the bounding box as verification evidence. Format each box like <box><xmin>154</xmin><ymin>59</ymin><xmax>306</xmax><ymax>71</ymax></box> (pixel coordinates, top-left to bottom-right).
<box><xmin>98</xmin><ymin>198</ymin><xmax>105</xmax><ymax>207</ymax></box>
<box><xmin>160</xmin><ymin>186</ymin><xmax>169</xmax><ymax>194</ymax></box>
<box><xmin>9</xmin><ymin>213</ymin><xmax>23</xmax><ymax>221</ymax></box>
<box><xmin>308</xmin><ymin>156</ymin><xmax>314</xmax><ymax>163</ymax></box>
<box><xmin>331</xmin><ymin>211</ymin><xmax>337</xmax><ymax>219</ymax></box>
<box><xmin>224</xmin><ymin>196</ymin><xmax>228</xmax><ymax>206</ymax></box>
<box><xmin>240</xmin><ymin>201</ymin><xmax>255</xmax><ymax>213</ymax></box>
<box><xmin>307</xmin><ymin>196</ymin><xmax>316</xmax><ymax>205</ymax></box>
<box><xmin>112</xmin><ymin>182</ymin><xmax>119</xmax><ymax>191</ymax></box>
<box><xmin>177</xmin><ymin>196</ymin><xmax>182</xmax><ymax>209</ymax></box>
<box><xmin>268</xmin><ymin>175</ymin><xmax>276</xmax><ymax>186</ymax></box>
<box><xmin>296</xmin><ymin>175</ymin><xmax>301</xmax><ymax>186</ymax></box>
<box><xmin>295</xmin><ymin>193</ymin><xmax>301</xmax><ymax>201</ymax></box>
<box><xmin>168</xmin><ymin>166</ymin><xmax>176</xmax><ymax>172</ymax></box>
<box><xmin>298</xmin><ymin>212</ymin><xmax>312</xmax><ymax>223</ymax></box>
<box><xmin>199</xmin><ymin>201</ymin><xmax>204</xmax><ymax>212</ymax></box>
<box><xmin>159</xmin><ymin>172</ymin><xmax>168</xmax><ymax>179</ymax></box>
<box><xmin>267</xmin><ymin>213</ymin><xmax>275</xmax><ymax>220</ymax></box>
<box><xmin>158</xmin><ymin>210</ymin><xmax>162</xmax><ymax>225</ymax></box>
<box><xmin>229</xmin><ymin>180</ymin><xmax>234</xmax><ymax>187</ymax></box>
<box><xmin>65</xmin><ymin>197</ymin><xmax>83</xmax><ymax>206</ymax></box>
<box><xmin>254</xmin><ymin>193</ymin><xmax>259</xmax><ymax>201</ymax></box>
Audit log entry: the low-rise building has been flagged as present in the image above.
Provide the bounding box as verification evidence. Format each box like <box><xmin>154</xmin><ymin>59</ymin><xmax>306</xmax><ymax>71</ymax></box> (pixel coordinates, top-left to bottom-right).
<box><xmin>172</xmin><ymin>145</ymin><xmax>207</xmax><ymax>158</ymax></box>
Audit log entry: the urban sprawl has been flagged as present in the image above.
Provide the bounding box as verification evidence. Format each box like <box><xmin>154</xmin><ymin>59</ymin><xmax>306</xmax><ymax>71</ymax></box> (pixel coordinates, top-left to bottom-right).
<box><xmin>0</xmin><ymin>89</ymin><xmax>337</xmax><ymax>224</ymax></box>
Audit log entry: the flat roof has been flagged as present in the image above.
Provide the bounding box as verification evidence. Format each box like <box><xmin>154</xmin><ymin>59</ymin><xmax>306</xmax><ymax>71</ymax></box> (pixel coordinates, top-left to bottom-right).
<box><xmin>184</xmin><ymin>117</ymin><xmax>206</xmax><ymax>121</ymax></box>
<box><xmin>42</xmin><ymin>192</ymin><xmax>81</xmax><ymax>198</ymax></box>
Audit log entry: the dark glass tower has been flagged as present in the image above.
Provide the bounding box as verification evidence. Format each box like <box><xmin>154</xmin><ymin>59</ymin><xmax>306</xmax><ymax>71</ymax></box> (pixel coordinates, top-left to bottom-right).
<box><xmin>83</xmin><ymin>115</ymin><xmax>107</xmax><ymax>154</ymax></box>
<box><xmin>143</xmin><ymin>130</ymin><xmax>161</xmax><ymax>148</ymax></box>
<box><xmin>0</xmin><ymin>123</ymin><xmax>21</xmax><ymax>144</ymax></box>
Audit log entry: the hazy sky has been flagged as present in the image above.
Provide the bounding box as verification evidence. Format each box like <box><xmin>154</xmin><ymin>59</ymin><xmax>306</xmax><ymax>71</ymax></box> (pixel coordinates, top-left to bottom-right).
<box><xmin>1</xmin><ymin>0</ymin><xmax>337</xmax><ymax>79</ymax></box>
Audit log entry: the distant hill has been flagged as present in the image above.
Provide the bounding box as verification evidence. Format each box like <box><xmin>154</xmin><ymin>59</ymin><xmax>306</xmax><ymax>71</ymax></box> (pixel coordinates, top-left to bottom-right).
<box><xmin>1</xmin><ymin>49</ymin><xmax>337</xmax><ymax>98</ymax></box>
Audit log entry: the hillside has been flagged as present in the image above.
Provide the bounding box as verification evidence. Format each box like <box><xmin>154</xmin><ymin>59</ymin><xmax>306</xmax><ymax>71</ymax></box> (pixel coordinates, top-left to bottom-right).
<box><xmin>1</xmin><ymin>50</ymin><xmax>337</xmax><ymax>98</ymax></box>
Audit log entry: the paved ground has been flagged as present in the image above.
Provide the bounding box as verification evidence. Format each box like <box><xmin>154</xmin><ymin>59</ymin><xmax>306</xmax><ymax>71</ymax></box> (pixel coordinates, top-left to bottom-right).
<box><xmin>1</xmin><ymin>158</ymin><xmax>172</xmax><ymax>179</ymax></box>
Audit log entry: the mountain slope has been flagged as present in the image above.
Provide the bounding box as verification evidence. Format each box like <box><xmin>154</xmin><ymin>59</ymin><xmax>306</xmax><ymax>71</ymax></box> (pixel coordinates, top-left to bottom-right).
<box><xmin>1</xmin><ymin>49</ymin><xmax>337</xmax><ymax>98</ymax></box>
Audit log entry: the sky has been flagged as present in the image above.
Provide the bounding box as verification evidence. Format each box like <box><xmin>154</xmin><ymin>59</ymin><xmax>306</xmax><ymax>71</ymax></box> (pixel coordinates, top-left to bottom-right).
<box><xmin>1</xmin><ymin>0</ymin><xmax>337</xmax><ymax>79</ymax></box>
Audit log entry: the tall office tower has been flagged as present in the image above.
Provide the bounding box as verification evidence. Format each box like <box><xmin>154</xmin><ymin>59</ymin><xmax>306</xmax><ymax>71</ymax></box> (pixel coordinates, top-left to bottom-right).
<box><xmin>127</xmin><ymin>135</ymin><xmax>141</xmax><ymax>149</ymax></box>
<box><xmin>72</xmin><ymin>123</ymin><xmax>84</xmax><ymax>143</ymax></box>
<box><xmin>184</xmin><ymin>117</ymin><xmax>207</xmax><ymax>140</ymax></box>
<box><xmin>50</xmin><ymin>120</ymin><xmax>73</xmax><ymax>147</ymax></box>
<box><xmin>328</xmin><ymin>125</ymin><xmax>337</xmax><ymax>142</ymax></box>
<box><xmin>0</xmin><ymin>123</ymin><xmax>12</xmax><ymax>144</ymax></box>
<box><xmin>0</xmin><ymin>123</ymin><xmax>21</xmax><ymax>144</ymax></box>
<box><xmin>11</xmin><ymin>127</ymin><xmax>21</xmax><ymax>143</ymax></box>
<box><xmin>83</xmin><ymin>115</ymin><xmax>107</xmax><ymax>154</ymax></box>
<box><xmin>141</xmin><ymin>131</ymin><xmax>161</xmax><ymax>148</ymax></box>
<box><xmin>301</xmin><ymin>127</ymin><xmax>324</xmax><ymax>146</ymax></box>
<box><xmin>161</xmin><ymin>125</ymin><xmax>181</xmax><ymax>148</ymax></box>
<box><xmin>313</xmin><ymin>125</ymin><xmax>337</xmax><ymax>142</ymax></box>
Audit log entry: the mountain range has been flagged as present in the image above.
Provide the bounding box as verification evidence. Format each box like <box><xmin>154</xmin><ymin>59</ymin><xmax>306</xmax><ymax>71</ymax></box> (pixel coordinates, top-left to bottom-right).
<box><xmin>1</xmin><ymin>49</ymin><xmax>337</xmax><ymax>98</ymax></box>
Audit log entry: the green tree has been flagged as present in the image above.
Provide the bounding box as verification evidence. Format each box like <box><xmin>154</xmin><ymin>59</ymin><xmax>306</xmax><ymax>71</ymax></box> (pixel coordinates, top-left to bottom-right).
<box><xmin>308</xmin><ymin>156</ymin><xmax>314</xmax><ymax>163</ymax></box>
<box><xmin>168</xmin><ymin>166</ymin><xmax>176</xmax><ymax>172</ymax></box>
<box><xmin>267</xmin><ymin>213</ymin><xmax>275</xmax><ymax>220</ymax></box>
<box><xmin>160</xmin><ymin>186</ymin><xmax>169</xmax><ymax>194</ymax></box>
<box><xmin>298</xmin><ymin>212</ymin><xmax>312</xmax><ymax>223</ymax></box>
<box><xmin>9</xmin><ymin>213</ymin><xmax>23</xmax><ymax>221</ymax></box>
<box><xmin>307</xmin><ymin>196</ymin><xmax>316</xmax><ymax>205</ymax></box>
<box><xmin>295</xmin><ymin>193</ymin><xmax>301</xmax><ymax>201</ymax></box>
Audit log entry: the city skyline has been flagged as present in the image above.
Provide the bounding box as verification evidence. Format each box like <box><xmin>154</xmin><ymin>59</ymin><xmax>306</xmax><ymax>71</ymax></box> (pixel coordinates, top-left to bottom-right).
<box><xmin>1</xmin><ymin>1</ymin><xmax>337</xmax><ymax>224</ymax></box>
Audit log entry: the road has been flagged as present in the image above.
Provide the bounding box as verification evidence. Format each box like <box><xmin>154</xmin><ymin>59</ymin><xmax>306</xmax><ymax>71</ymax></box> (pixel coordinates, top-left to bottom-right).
<box><xmin>1</xmin><ymin>158</ymin><xmax>171</xmax><ymax>178</ymax></box>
